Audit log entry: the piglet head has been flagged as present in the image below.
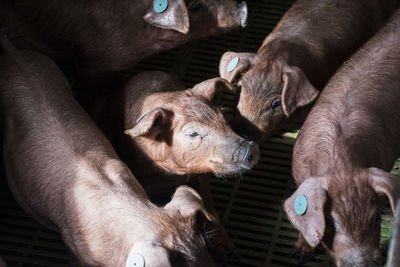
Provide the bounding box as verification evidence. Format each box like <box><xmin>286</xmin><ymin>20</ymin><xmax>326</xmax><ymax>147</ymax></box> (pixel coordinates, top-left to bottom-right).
<box><xmin>144</xmin><ymin>0</ymin><xmax>247</xmax><ymax>36</ymax></box>
<box><xmin>128</xmin><ymin>186</ymin><xmax>213</xmax><ymax>266</ymax></box>
<box><xmin>125</xmin><ymin>77</ymin><xmax>259</xmax><ymax>176</ymax></box>
<box><xmin>219</xmin><ymin>51</ymin><xmax>319</xmax><ymax>141</ymax></box>
<box><xmin>284</xmin><ymin>169</ymin><xmax>400</xmax><ymax>267</ymax></box>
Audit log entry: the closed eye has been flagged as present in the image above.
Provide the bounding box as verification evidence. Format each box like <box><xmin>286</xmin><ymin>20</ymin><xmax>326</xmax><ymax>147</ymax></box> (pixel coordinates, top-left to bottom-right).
<box><xmin>188</xmin><ymin>132</ymin><xmax>199</xmax><ymax>137</ymax></box>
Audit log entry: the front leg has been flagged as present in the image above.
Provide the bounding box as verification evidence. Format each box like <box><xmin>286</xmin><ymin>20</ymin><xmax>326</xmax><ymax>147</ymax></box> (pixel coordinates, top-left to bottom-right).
<box><xmin>188</xmin><ymin>174</ymin><xmax>239</xmax><ymax>266</ymax></box>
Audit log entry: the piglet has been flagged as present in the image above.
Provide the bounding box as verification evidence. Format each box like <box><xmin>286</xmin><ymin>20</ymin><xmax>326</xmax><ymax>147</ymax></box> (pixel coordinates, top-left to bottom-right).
<box><xmin>0</xmin><ymin>34</ymin><xmax>214</xmax><ymax>267</ymax></box>
<box><xmin>0</xmin><ymin>0</ymin><xmax>247</xmax><ymax>99</ymax></box>
<box><xmin>94</xmin><ymin>71</ymin><xmax>259</xmax><ymax>263</ymax></box>
<box><xmin>94</xmin><ymin>71</ymin><xmax>259</xmax><ymax>180</ymax></box>
<box><xmin>219</xmin><ymin>0</ymin><xmax>399</xmax><ymax>141</ymax></box>
<box><xmin>284</xmin><ymin>8</ymin><xmax>400</xmax><ymax>267</ymax></box>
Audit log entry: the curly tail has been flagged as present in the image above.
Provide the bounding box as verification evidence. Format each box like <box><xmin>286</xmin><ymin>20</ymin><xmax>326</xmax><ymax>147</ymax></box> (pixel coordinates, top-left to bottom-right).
<box><xmin>0</xmin><ymin>28</ymin><xmax>16</xmax><ymax>54</ymax></box>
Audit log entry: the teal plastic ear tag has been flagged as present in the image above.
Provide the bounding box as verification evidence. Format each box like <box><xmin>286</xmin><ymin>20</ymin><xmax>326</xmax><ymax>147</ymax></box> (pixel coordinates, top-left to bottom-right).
<box><xmin>154</xmin><ymin>0</ymin><xmax>168</xmax><ymax>13</ymax></box>
<box><xmin>294</xmin><ymin>194</ymin><xmax>307</xmax><ymax>215</ymax></box>
<box><xmin>126</xmin><ymin>253</ymin><xmax>144</xmax><ymax>267</ymax></box>
<box><xmin>227</xmin><ymin>56</ymin><xmax>239</xmax><ymax>72</ymax></box>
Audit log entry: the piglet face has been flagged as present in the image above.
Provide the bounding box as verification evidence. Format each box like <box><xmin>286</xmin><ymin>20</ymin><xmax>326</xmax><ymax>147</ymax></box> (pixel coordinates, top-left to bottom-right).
<box><xmin>125</xmin><ymin>78</ymin><xmax>259</xmax><ymax>176</ymax></box>
<box><xmin>284</xmin><ymin>168</ymin><xmax>400</xmax><ymax>267</ymax></box>
<box><xmin>219</xmin><ymin>51</ymin><xmax>319</xmax><ymax>141</ymax></box>
<box><xmin>169</xmin><ymin>104</ymin><xmax>259</xmax><ymax>176</ymax></box>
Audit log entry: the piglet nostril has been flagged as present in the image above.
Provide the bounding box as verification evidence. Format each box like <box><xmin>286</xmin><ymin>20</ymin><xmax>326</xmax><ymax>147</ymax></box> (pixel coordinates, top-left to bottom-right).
<box><xmin>244</xmin><ymin>141</ymin><xmax>259</xmax><ymax>166</ymax></box>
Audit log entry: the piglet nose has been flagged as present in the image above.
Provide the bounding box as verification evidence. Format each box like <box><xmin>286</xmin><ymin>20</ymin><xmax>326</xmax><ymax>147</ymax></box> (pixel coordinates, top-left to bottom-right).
<box><xmin>243</xmin><ymin>140</ymin><xmax>259</xmax><ymax>167</ymax></box>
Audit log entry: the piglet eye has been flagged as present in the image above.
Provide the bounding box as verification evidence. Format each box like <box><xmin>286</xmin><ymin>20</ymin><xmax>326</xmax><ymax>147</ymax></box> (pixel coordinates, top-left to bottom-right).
<box><xmin>188</xmin><ymin>132</ymin><xmax>199</xmax><ymax>137</ymax></box>
<box><xmin>270</xmin><ymin>98</ymin><xmax>281</xmax><ymax>110</ymax></box>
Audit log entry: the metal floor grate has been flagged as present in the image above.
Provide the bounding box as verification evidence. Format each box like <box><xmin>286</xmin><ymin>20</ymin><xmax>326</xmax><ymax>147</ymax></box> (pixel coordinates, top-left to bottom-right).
<box><xmin>0</xmin><ymin>0</ymin><xmax>395</xmax><ymax>266</ymax></box>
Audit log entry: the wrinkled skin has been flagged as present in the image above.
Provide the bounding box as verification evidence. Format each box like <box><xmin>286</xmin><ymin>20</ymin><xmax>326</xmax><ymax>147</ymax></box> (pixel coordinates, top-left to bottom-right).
<box><xmin>94</xmin><ymin>71</ymin><xmax>259</xmax><ymax>263</ymax></box>
<box><xmin>284</xmin><ymin>9</ymin><xmax>400</xmax><ymax>267</ymax></box>
<box><xmin>0</xmin><ymin>0</ymin><xmax>247</xmax><ymax>103</ymax></box>
<box><xmin>0</xmin><ymin>39</ymin><xmax>214</xmax><ymax>266</ymax></box>
<box><xmin>219</xmin><ymin>0</ymin><xmax>398</xmax><ymax>141</ymax></box>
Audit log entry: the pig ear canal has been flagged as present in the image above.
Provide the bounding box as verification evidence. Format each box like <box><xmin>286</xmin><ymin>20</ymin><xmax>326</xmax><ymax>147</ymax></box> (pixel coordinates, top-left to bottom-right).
<box><xmin>283</xmin><ymin>177</ymin><xmax>328</xmax><ymax>248</ymax></box>
<box><xmin>219</xmin><ymin>51</ymin><xmax>255</xmax><ymax>83</ymax></box>
<box><xmin>281</xmin><ymin>65</ymin><xmax>320</xmax><ymax>118</ymax></box>
<box><xmin>124</xmin><ymin>108</ymin><xmax>172</xmax><ymax>139</ymax></box>
<box><xmin>368</xmin><ymin>167</ymin><xmax>400</xmax><ymax>214</ymax></box>
<box><xmin>191</xmin><ymin>77</ymin><xmax>237</xmax><ymax>102</ymax></box>
<box><xmin>143</xmin><ymin>0</ymin><xmax>190</xmax><ymax>34</ymax></box>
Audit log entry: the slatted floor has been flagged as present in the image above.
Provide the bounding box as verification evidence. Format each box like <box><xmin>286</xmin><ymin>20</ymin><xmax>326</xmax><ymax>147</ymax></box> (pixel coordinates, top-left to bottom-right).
<box><xmin>0</xmin><ymin>0</ymin><xmax>396</xmax><ymax>266</ymax></box>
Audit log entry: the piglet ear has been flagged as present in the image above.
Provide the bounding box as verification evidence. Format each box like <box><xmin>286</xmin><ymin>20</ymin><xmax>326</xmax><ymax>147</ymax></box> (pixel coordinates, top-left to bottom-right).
<box><xmin>369</xmin><ymin>167</ymin><xmax>400</xmax><ymax>214</ymax></box>
<box><xmin>284</xmin><ymin>177</ymin><xmax>328</xmax><ymax>248</ymax></box>
<box><xmin>165</xmin><ymin>185</ymin><xmax>215</xmax><ymax>230</ymax></box>
<box><xmin>281</xmin><ymin>65</ymin><xmax>319</xmax><ymax>118</ymax></box>
<box><xmin>124</xmin><ymin>108</ymin><xmax>172</xmax><ymax>138</ymax></box>
<box><xmin>143</xmin><ymin>0</ymin><xmax>189</xmax><ymax>34</ymax></box>
<box><xmin>219</xmin><ymin>51</ymin><xmax>256</xmax><ymax>83</ymax></box>
<box><xmin>190</xmin><ymin>77</ymin><xmax>236</xmax><ymax>101</ymax></box>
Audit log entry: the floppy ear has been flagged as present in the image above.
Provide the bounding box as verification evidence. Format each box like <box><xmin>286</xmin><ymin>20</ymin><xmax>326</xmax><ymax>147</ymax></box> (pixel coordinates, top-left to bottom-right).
<box><xmin>369</xmin><ymin>167</ymin><xmax>400</xmax><ymax>214</ymax></box>
<box><xmin>143</xmin><ymin>0</ymin><xmax>189</xmax><ymax>34</ymax></box>
<box><xmin>165</xmin><ymin>186</ymin><xmax>214</xmax><ymax>218</ymax></box>
<box><xmin>284</xmin><ymin>177</ymin><xmax>328</xmax><ymax>248</ymax></box>
<box><xmin>219</xmin><ymin>51</ymin><xmax>256</xmax><ymax>83</ymax></box>
<box><xmin>190</xmin><ymin>77</ymin><xmax>236</xmax><ymax>101</ymax></box>
<box><xmin>165</xmin><ymin>186</ymin><xmax>215</xmax><ymax>231</ymax></box>
<box><xmin>281</xmin><ymin>65</ymin><xmax>319</xmax><ymax>118</ymax></box>
<box><xmin>124</xmin><ymin>108</ymin><xmax>172</xmax><ymax>138</ymax></box>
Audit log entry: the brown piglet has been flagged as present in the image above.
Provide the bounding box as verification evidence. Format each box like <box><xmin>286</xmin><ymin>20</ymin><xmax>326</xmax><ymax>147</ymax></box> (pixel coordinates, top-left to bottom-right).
<box><xmin>0</xmin><ymin>0</ymin><xmax>247</xmax><ymax>103</ymax></box>
<box><xmin>0</xmin><ymin>35</ymin><xmax>214</xmax><ymax>266</ymax></box>
<box><xmin>94</xmin><ymin>71</ymin><xmax>259</xmax><ymax>262</ymax></box>
<box><xmin>219</xmin><ymin>0</ymin><xmax>399</xmax><ymax>141</ymax></box>
<box><xmin>284</xmin><ymin>9</ymin><xmax>400</xmax><ymax>267</ymax></box>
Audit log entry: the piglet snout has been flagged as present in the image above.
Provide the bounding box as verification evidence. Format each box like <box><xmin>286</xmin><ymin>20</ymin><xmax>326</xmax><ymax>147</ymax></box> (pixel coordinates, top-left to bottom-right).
<box><xmin>238</xmin><ymin>2</ymin><xmax>248</xmax><ymax>28</ymax></box>
<box><xmin>236</xmin><ymin>140</ymin><xmax>259</xmax><ymax>168</ymax></box>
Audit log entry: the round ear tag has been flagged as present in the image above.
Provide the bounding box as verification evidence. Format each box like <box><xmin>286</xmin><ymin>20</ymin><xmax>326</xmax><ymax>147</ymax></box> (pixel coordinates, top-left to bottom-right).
<box><xmin>127</xmin><ymin>253</ymin><xmax>144</xmax><ymax>267</ymax></box>
<box><xmin>294</xmin><ymin>194</ymin><xmax>307</xmax><ymax>215</ymax></box>
<box><xmin>153</xmin><ymin>0</ymin><xmax>168</xmax><ymax>13</ymax></box>
<box><xmin>227</xmin><ymin>56</ymin><xmax>239</xmax><ymax>72</ymax></box>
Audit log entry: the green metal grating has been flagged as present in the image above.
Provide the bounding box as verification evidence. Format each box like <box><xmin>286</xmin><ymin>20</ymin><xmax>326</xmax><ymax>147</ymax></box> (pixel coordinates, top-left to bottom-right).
<box><xmin>0</xmin><ymin>0</ymin><xmax>396</xmax><ymax>266</ymax></box>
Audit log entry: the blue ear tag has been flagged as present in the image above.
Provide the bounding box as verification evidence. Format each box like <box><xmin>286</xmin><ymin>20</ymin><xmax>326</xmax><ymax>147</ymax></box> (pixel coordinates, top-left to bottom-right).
<box><xmin>126</xmin><ymin>253</ymin><xmax>144</xmax><ymax>267</ymax></box>
<box><xmin>227</xmin><ymin>56</ymin><xmax>239</xmax><ymax>72</ymax></box>
<box><xmin>294</xmin><ymin>194</ymin><xmax>308</xmax><ymax>215</ymax></box>
<box><xmin>153</xmin><ymin>0</ymin><xmax>168</xmax><ymax>13</ymax></box>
